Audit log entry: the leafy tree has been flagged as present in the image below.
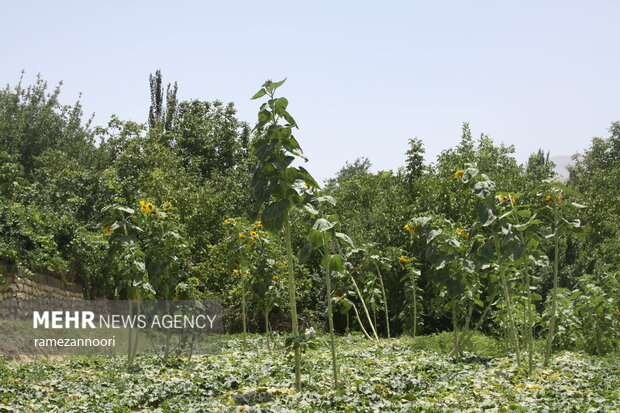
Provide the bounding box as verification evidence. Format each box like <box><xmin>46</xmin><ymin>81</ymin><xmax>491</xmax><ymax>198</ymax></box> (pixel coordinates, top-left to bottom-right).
<box><xmin>568</xmin><ymin>122</ymin><xmax>620</xmax><ymax>275</ymax></box>
<box><xmin>148</xmin><ymin>69</ymin><xmax>178</xmax><ymax>132</ymax></box>
<box><xmin>0</xmin><ymin>72</ymin><xmax>93</xmax><ymax>174</ymax></box>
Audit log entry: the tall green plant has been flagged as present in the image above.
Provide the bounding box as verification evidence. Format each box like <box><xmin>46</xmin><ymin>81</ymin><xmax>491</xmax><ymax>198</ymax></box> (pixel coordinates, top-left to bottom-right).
<box><xmin>250</xmin><ymin>79</ymin><xmax>319</xmax><ymax>391</ymax></box>
<box><xmin>299</xmin><ymin>194</ymin><xmax>354</xmax><ymax>388</ymax></box>
<box><xmin>538</xmin><ymin>183</ymin><xmax>585</xmax><ymax>364</ymax></box>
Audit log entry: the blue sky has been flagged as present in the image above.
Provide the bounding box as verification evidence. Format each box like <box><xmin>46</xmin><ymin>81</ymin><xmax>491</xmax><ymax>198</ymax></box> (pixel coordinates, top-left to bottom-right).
<box><xmin>1</xmin><ymin>1</ymin><xmax>619</xmax><ymax>181</ymax></box>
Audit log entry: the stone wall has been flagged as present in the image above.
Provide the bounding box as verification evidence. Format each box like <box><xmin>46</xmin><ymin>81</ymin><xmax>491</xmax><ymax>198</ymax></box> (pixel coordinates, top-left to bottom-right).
<box><xmin>0</xmin><ymin>265</ymin><xmax>83</xmax><ymax>301</ymax></box>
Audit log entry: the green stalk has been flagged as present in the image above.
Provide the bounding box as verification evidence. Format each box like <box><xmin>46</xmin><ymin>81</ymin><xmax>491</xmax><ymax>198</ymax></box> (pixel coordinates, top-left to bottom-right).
<box><xmin>412</xmin><ymin>270</ymin><xmax>417</xmax><ymax>338</ymax></box>
<box><xmin>524</xmin><ymin>262</ymin><xmax>533</xmax><ymax>375</ymax></box>
<box><xmin>451</xmin><ymin>303</ymin><xmax>473</xmax><ymax>356</ymax></box>
<box><xmin>323</xmin><ymin>245</ymin><xmax>339</xmax><ymax>388</ymax></box>
<box><xmin>241</xmin><ymin>281</ymin><xmax>247</xmax><ymax>350</ymax></box>
<box><xmin>374</xmin><ymin>263</ymin><xmax>391</xmax><ymax>338</ymax></box>
<box><xmin>452</xmin><ymin>299</ymin><xmax>459</xmax><ymax>352</ymax></box>
<box><xmin>284</xmin><ymin>214</ymin><xmax>301</xmax><ymax>391</ymax></box>
<box><xmin>349</xmin><ymin>273</ymin><xmax>379</xmax><ymax>340</ymax></box>
<box><xmin>351</xmin><ymin>300</ymin><xmax>372</xmax><ymax>340</ymax></box>
<box><xmin>511</xmin><ymin>204</ymin><xmax>534</xmax><ymax>374</ymax></box>
<box><xmin>127</xmin><ymin>297</ymin><xmax>134</xmax><ymax>368</ymax></box>
<box><xmin>453</xmin><ymin>290</ymin><xmax>498</xmax><ymax>355</ymax></box>
<box><xmin>544</xmin><ymin>203</ymin><xmax>560</xmax><ymax>365</ymax></box>
<box><xmin>264</xmin><ymin>307</ymin><xmax>271</xmax><ymax>350</ymax></box>
<box><xmin>494</xmin><ymin>237</ymin><xmax>521</xmax><ymax>363</ymax></box>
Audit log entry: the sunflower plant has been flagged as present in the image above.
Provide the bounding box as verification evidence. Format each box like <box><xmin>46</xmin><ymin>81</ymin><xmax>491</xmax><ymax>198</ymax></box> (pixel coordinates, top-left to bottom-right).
<box><xmin>223</xmin><ymin>217</ymin><xmax>279</xmax><ymax>349</ymax></box>
<box><xmin>103</xmin><ymin>199</ymin><xmax>188</xmax><ymax>364</ymax></box>
<box><xmin>298</xmin><ymin>193</ymin><xmax>354</xmax><ymax>388</ymax></box>
<box><xmin>535</xmin><ymin>181</ymin><xmax>586</xmax><ymax>364</ymax></box>
<box><xmin>250</xmin><ymin>79</ymin><xmax>319</xmax><ymax>391</ymax></box>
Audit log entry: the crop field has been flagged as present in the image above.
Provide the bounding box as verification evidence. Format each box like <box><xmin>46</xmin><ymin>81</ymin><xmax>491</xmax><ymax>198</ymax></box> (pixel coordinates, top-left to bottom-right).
<box><xmin>1</xmin><ymin>334</ymin><xmax>618</xmax><ymax>412</ymax></box>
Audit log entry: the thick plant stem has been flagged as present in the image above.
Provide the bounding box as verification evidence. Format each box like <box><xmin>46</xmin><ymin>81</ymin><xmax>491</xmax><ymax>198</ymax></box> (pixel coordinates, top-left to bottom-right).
<box><xmin>374</xmin><ymin>263</ymin><xmax>391</xmax><ymax>338</ymax></box>
<box><xmin>349</xmin><ymin>274</ymin><xmax>379</xmax><ymax>340</ymax></box>
<box><xmin>324</xmin><ymin>255</ymin><xmax>339</xmax><ymax>388</ymax></box>
<box><xmin>264</xmin><ymin>308</ymin><xmax>271</xmax><ymax>350</ymax></box>
<box><xmin>412</xmin><ymin>271</ymin><xmax>417</xmax><ymax>338</ymax></box>
<box><xmin>351</xmin><ymin>301</ymin><xmax>372</xmax><ymax>340</ymax></box>
<box><xmin>451</xmin><ymin>290</ymin><xmax>498</xmax><ymax>356</ymax></box>
<box><xmin>451</xmin><ymin>303</ymin><xmax>473</xmax><ymax>356</ymax></box>
<box><xmin>544</xmin><ymin>207</ymin><xmax>560</xmax><ymax>365</ymax></box>
<box><xmin>499</xmin><ymin>265</ymin><xmax>521</xmax><ymax>363</ymax></box>
<box><xmin>132</xmin><ymin>301</ymin><xmax>140</xmax><ymax>360</ymax></box>
<box><xmin>241</xmin><ymin>285</ymin><xmax>247</xmax><ymax>350</ymax></box>
<box><xmin>452</xmin><ymin>299</ymin><xmax>459</xmax><ymax>351</ymax></box>
<box><xmin>495</xmin><ymin>238</ymin><xmax>521</xmax><ymax>364</ymax></box>
<box><xmin>284</xmin><ymin>215</ymin><xmax>301</xmax><ymax>391</ymax></box>
<box><xmin>524</xmin><ymin>262</ymin><xmax>534</xmax><ymax>375</ymax></box>
<box><xmin>127</xmin><ymin>298</ymin><xmax>134</xmax><ymax>368</ymax></box>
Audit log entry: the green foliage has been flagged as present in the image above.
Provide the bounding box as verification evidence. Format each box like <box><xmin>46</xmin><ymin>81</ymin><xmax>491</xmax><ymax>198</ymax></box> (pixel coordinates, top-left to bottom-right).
<box><xmin>544</xmin><ymin>273</ymin><xmax>619</xmax><ymax>355</ymax></box>
<box><xmin>0</xmin><ymin>202</ymin><xmax>76</xmax><ymax>274</ymax></box>
<box><xmin>568</xmin><ymin>122</ymin><xmax>620</xmax><ymax>276</ymax></box>
<box><xmin>0</xmin><ymin>71</ymin><xmax>618</xmax><ymax>366</ymax></box>
<box><xmin>0</xmin><ymin>335</ymin><xmax>618</xmax><ymax>411</ymax></box>
<box><xmin>0</xmin><ymin>73</ymin><xmax>93</xmax><ymax>174</ymax></box>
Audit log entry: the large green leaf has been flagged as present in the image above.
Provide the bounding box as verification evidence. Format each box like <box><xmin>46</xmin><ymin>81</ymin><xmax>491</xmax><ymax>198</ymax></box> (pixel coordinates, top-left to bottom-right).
<box><xmin>478</xmin><ymin>205</ymin><xmax>496</xmax><ymax>227</ymax></box>
<box><xmin>274</xmin><ymin>97</ymin><xmax>289</xmax><ymax>115</ymax></box>
<box><xmin>298</xmin><ymin>242</ymin><xmax>316</xmax><ymax>263</ymax></box>
<box><xmin>330</xmin><ymin>254</ymin><xmax>345</xmax><ymax>272</ymax></box>
<box><xmin>473</xmin><ymin>179</ymin><xmax>496</xmax><ymax>198</ymax></box>
<box><xmin>479</xmin><ymin>239</ymin><xmax>495</xmax><ymax>261</ymax></box>
<box><xmin>313</xmin><ymin>218</ymin><xmax>336</xmax><ymax>232</ymax></box>
<box><xmin>335</xmin><ymin>232</ymin><xmax>354</xmax><ymax>247</ymax></box>
<box><xmin>264</xmin><ymin>199</ymin><xmax>290</xmax><ymax>221</ymax></box>
<box><xmin>270</xmin><ymin>78</ymin><xmax>287</xmax><ymax>89</ymax></box>
<box><xmin>307</xmin><ymin>229</ymin><xmax>325</xmax><ymax>247</ymax></box>
<box><xmin>251</xmin><ymin>88</ymin><xmax>267</xmax><ymax>100</ymax></box>
<box><xmin>427</xmin><ymin>229</ymin><xmax>442</xmax><ymax>243</ymax></box>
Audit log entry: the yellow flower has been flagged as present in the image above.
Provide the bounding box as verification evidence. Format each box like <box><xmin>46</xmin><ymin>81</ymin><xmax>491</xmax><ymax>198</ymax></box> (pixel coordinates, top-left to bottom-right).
<box><xmin>192</xmin><ymin>277</ymin><xmax>200</xmax><ymax>284</ymax></box>
<box><xmin>250</xmin><ymin>231</ymin><xmax>258</xmax><ymax>237</ymax></box>
<box><xmin>256</xmin><ymin>221</ymin><xmax>263</xmax><ymax>227</ymax></box>
<box><xmin>404</xmin><ymin>222</ymin><xmax>419</xmax><ymax>233</ymax></box>
<box><xmin>453</xmin><ymin>169</ymin><xmax>465</xmax><ymax>178</ymax></box>
<box><xmin>224</xmin><ymin>219</ymin><xmax>230</xmax><ymax>224</ymax></box>
<box><xmin>556</xmin><ymin>196</ymin><xmax>562</xmax><ymax>203</ymax></box>
<box><xmin>455</xmin><ymin>228</ymin><xmax>469</xmax><ymax>238</ymax></box>
<box><xmin>238</xmin><ymin>232</ymin><xmax>245</xmax><ymax>238</ymax></box>
<box><xmin>232</xmin><ymin>269</ymin><xmax>240</xmax><ymax>276</ymax></box>
<box><xmin>162</xmin><ymin>201</ymin><xmax>172</xmax><ymax>211</ymax></box>
<box><xmin>140</xmin><ymin>202</ymin><xmax>154</xmax><ymax>213</ymax></box>
<box><xmin>498</xmin><ymin>194</ymin><xmax>507</xmax><ymax>203</ymax></box>
<box><xmin>262</xmin><ymin>233</ymin><xmax>269</xmax><ymax>238</ymax></box>
<box><xmin>510</xmin><ymin>195</ymin><xmax>517</xmax><ymax>205</ymax></box>
<box><xmin>399</xmin><ymin>256</ymin><xmax>410</xmax><ymax>263</ymax></box>
<box><xmin>102</xmin><ymin>225</ymin><xmax>112</xmax><ymax>234</ymax></box>
<box><xmin>616</xmin><ymin>308</ymin><xmax>620</xmax><ymax>315</ymax></box>
<box><xmin>272</xmin><ymin>276</ymin><xmax>279</xmax><ymax>280</ymax></box>
<box><xmin>541</xmin><ymin>195</ymin><xmax>553</xmax><ymax>202</ymax></box>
